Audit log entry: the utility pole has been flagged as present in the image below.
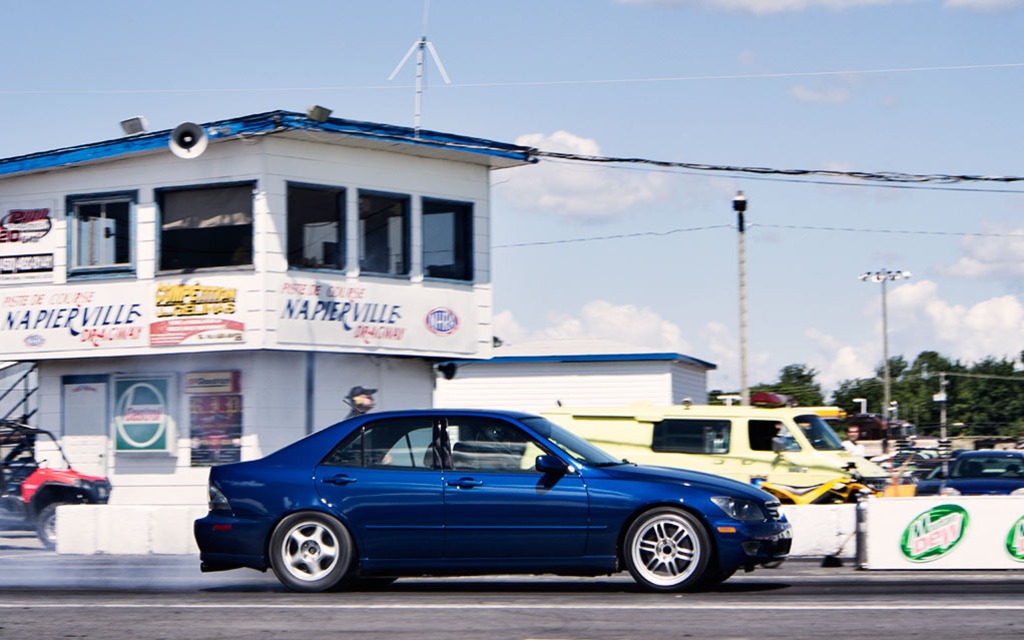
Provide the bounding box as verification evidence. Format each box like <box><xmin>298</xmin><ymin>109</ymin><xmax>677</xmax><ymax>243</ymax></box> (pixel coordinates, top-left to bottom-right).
<box><xmin>734</xmin><ymin>191</ymin><xmax>749</xmax><ymax>406</ymax></box>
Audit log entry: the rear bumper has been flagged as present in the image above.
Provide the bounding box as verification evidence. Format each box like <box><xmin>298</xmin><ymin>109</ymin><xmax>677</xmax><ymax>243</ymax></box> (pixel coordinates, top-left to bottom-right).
<box><xmin>194</xmin><ymin>512</ymin><xmax>271</xmax><ymax>572</ymax></box>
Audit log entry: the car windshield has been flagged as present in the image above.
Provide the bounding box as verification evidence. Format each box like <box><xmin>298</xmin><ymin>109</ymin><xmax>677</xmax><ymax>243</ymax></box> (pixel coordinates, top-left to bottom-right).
<box><xmin>951</xmin><ymin>455</ymin><xmax>1023</xmax><ymax>479</ymax></box>
<box><xmin>520</xmin><ymin>417</ymin><xmax>623</xmax><ymax>466</ymax></box>
<box><xmin>793</xmin><ymin>414</ymin><xmax>844</xmax><ymax>451</ymax></box>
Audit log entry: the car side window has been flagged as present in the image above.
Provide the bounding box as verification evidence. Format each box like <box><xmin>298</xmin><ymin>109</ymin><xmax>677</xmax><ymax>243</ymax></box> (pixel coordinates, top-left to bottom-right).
<box><xmin>322</xmin><ymin>417</ymin><xmax>436</xmax><ymax>469</ymax></box>
<box><xmin>749</xmin><ymin>420</ymin><xmax>799</xmax><ymax>452</ymax></box>
<box><xmin>447</xmin><ymin>417</ymin><xmax>546</xmax><ymax>473</ymax></box>
<box><xmin>651</xmin><ymin>419</ymin><xmax>730</xmax><ymax>454</ymax></box>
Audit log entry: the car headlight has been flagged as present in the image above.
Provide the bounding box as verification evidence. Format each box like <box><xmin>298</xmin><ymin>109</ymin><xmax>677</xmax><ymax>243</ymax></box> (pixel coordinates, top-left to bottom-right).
<box><xmin>1011</xmin><ymin>487</ymin><xmax>1024</xmax><ymax>496</ymax></box>
<box><xmin>940</xmin><ymin>486</ymin><xmax>961</xmax><ymax>496</ymax></box>
<box><xmin>711</xmin><ymin>496</ymin><xmax>766</xmax><ymax>522</ymax></box>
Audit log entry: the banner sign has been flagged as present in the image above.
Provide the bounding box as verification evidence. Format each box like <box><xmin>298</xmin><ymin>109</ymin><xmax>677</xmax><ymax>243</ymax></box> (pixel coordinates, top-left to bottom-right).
<box><xmin>865</xmin><ymin>496</ymin><xmax>1024</xmax><ymax>569</ymax></box>
<box><xmin>0</xmin><ymin>202</ymin><xmax>55</xmax><ymax>283</ymax></box>
<box><xmin>113</xmin><ymin>375</ymin><xmax>175</xmax><ymax>453</ymax></box>
<box><xmin>275</xmin><ymin>276</ymin><xmax>481</xmax><ymax>355</ymax></box>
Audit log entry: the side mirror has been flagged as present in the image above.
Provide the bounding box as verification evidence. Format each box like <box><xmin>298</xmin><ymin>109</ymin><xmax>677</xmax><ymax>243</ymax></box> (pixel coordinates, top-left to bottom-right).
<box><xmin>771</xmin><ymin>436</ymin><xmax>787</xmax><ymax>454</ymax></box>
<box><xmin>535</xmin><ymin>455</ymin><xmax>568</xmax><ymax>475</ymax></box>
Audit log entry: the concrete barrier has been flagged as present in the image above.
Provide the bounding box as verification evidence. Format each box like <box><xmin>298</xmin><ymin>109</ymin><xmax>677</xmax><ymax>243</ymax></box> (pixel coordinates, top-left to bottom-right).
<box><xmin>56</xmin><ymin>503</ymin><xmax>856</xmax><ymax>558</ymax></box>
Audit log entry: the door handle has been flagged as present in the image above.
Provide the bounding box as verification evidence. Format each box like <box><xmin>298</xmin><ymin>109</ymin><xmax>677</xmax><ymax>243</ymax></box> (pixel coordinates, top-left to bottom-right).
<box><xmin>323</xmin><ymin>474</ymin><xmax>357</xmax><ymax>485</ymax></box>
<box><xmin>447</xmin><ymin>478</ymin><xmax>484</xmax><ymax>489</ymax></box>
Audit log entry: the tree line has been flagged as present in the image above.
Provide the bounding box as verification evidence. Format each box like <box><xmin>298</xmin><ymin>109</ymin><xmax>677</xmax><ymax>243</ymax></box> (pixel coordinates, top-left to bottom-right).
<box><xmin>725</xmin><ymin>351</ymin><xmax>1024</xmax><ymax>438</ymax></box>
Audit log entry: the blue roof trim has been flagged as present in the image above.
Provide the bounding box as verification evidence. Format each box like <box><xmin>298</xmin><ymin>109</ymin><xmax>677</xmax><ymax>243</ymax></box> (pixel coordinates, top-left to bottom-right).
<box><xmin>0</xmin><ymin>110</ymin><xmax>537</xmax><ymax>178</ymax></box>
<box><xmin>444</xmin><ymin>353</ymin><xmax>717</xmax><ymax>370</ymax></box>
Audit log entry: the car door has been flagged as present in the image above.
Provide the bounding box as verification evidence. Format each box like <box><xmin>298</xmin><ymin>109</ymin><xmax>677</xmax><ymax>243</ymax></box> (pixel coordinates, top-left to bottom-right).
<box><xmin>440</xmin><ymin>415</ymin><xmax>589</xmax><ymax>559</ymax></box>
<box><xmin>314</xmin><ymin>415</ymin><xmax>444</xmax><ymax>559</ymax></box>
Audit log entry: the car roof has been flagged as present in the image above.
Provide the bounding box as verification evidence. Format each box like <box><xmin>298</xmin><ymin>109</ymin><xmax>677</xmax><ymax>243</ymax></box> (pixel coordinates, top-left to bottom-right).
<box><xmin>956</xmin><ymin>449</ymin><xmax>1023</xmax><ymax>459</ymax></box>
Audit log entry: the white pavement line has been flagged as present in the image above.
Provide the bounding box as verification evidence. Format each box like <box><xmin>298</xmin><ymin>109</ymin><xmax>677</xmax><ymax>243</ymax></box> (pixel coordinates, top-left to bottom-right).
<box><xmin>0</xmin><ymin>603</ymin><xmax>1021</xmax><ymax>611</ymax></box>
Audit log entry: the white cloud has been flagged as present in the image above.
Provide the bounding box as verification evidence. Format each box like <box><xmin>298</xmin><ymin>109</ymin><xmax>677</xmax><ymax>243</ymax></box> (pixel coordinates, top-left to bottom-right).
<box><xmin>944</xmin><ymin>0</ymin><xmax>1023</xmax><ymax>10</ymax></box>
<box><xmin>790</xmin><ymin>85</ymin><xmax>851</xmax><ymax>104</ymax></box>
<box><xmin>937</xmin><ymin>224</ymin><xmax>1024</xmax><ymax>282</ymax></box>
<box><xmin>498</xmin><ymin>131</ymin><xmax>671</xmax><ymax>223</ymax></box>
<box><xmin>616</xmin><ymin>0</ymin><xmax>917</xmax><ymax>14</ymax></box>
<box><xmin>618</xmin><ymin>0</ymin><xmax>1023</xmax><ymax>12</ymax></box>
<box><xmin>533</xmin><ymin>300</ymin><xmax>693</xmax><ymax>352</ymax></box>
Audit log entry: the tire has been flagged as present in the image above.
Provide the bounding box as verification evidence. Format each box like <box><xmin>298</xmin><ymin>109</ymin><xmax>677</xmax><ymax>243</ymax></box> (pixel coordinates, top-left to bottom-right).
<box><xmin>35</xmin><ymin>502</ymin><xmax>66</xmax><ymax>550</ymax></box>
<box><xmin>269</xmin><ymin>512</ymin><xmax>355</xmax><ymax>592</ymax></box>
<box><xmin>623</xmin><ymin>507</ymin><xmax>711</xmax><ymax>592</ymax></box>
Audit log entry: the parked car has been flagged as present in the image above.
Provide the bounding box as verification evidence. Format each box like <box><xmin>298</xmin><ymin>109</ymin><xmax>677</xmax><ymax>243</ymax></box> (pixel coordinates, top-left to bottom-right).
<box><xmin>194</xmin><ymin>409</ymin><xmax>792</xmax><ymax>592</ymax></box>
<box><xmin>0</xmin><ymin>421</ymin><xmax>112</xmax><ymax>548</ymax></box>
<box><xmin>915</xmin><ymin>449</ymin><xmax>1024</xmax><ymax>497</ymax></box>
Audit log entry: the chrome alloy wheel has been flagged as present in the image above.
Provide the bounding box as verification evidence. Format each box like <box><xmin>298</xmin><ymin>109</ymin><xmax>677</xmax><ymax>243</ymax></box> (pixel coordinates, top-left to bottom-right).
<box><xmin>628</xmin><ymin>511</ymin><xmax>703</xmax><ymax>587</ymax></box>
<box><xmin>280</xmin><ymin>520</ymin><xmax>341</xmax><ymax>582</ymax></box>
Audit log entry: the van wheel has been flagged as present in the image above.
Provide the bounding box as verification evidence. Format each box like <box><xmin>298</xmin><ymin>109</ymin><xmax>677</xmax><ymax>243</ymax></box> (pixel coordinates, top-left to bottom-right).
<box><xmin>35</xmin><ymin>503</ymin><xmax>66</xmax><ymax>550</ymax></box>
<box><xmin>269</xmin><ymin>512</ymin><xmax>355</xmax><ymax>592</ymax></box>
<box><xmin>623</xmin><ymin>507</ymin><xmax>710</xmax><ymax>592</ymax></box>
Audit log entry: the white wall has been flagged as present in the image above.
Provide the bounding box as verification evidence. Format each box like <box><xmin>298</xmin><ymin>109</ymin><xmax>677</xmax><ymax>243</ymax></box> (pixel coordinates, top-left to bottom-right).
<box><xmin>435</xmin><ymin>360</ymin><xmax>710</xmax><ymax>414</ymax></box>
<box><xmin>39</xmin><ymin>350</ymin><xmax>435</xmax><ymax>507</ymax></box>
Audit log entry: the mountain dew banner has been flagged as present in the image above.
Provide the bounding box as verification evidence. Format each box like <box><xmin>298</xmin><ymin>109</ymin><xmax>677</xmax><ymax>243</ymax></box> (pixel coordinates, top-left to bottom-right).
<box><xmin>113</xmin><ymin>375</ymin><xmax>176</xmax><ymax>453</ymax></box>
<box><xmin>865</xmin><ymin>497</ymin><xmax>1024</xmax><ymax>569</ymax></box>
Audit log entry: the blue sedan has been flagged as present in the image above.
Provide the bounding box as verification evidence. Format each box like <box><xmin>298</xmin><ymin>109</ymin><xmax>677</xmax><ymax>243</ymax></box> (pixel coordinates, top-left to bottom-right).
<box><xmin>928</xmin><ymin>449</ymin><xmax>1024</xmax><ymax>496</ymax></box>
<box><xmin>194</xmin><ymin>409</ymin><xmax>791</xmax><ymax>592</ymax></box>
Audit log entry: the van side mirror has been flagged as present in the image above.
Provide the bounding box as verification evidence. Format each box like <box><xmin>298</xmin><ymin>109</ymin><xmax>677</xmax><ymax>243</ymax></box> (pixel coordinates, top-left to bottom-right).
<box><xmin>535</xmin><ymin>455</ymin><xmax>568</xmax><ymax>475</ymax></box>
<box><xmin>771</xmin><ymin>436</ymin><xmax>787</xmax><ymax>454</ymax></box>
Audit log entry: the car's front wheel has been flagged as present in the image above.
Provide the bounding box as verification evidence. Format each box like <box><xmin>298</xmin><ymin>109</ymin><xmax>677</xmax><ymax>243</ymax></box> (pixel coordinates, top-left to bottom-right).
<box><xmin>623</xmin><ymin>507</ymin><xmax>711</xmax><ymax>592</ymax></box>
<box><xmin>35</xmin><ymin>502</ymin><xmax>68</xmax><ymax>550</ymax></box>
<box><xmin>269</xmin><ymin>512</ymin><xmax>355</xmax><ymax>592</ymax></box>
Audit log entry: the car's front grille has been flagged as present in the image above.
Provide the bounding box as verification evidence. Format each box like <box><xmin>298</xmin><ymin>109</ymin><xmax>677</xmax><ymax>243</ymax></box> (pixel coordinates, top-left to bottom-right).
<box><xmin>765</xmin><ymin>501</ymin><xmax>782</xmax><ymax>521</ymax></box>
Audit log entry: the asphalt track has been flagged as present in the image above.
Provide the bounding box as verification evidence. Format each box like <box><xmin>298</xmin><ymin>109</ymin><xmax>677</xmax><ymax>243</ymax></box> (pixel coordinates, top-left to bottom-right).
<box><xmin>1</xmin><ymin>533</ymin><xmax>1022</xmax><ymax>640</ymax></box>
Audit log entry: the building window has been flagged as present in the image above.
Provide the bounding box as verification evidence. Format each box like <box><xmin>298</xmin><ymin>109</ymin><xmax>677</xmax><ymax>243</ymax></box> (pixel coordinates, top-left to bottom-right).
<box><xmin>67</xmin><ymin>192</ymin><xmax>135</xmax><ymax>275</ymax></box>
<box><xmin>359</xmin><ymin>191</ymin><xmax>409</xmax><ymax>276</ymax></box>
<box><xmin>287</xmin><ymin>184</ymin><xmax>345</xmax><ymax>270</ymax></box>
<box><xmin>422</xmin><ymin>198</ymin><xmax>472</xmax><ymax>281</ymax></box>
<box><xmin>157</xmin><ymin>183</ymin><xmax>254</xmax><ymax>271</ymax></box>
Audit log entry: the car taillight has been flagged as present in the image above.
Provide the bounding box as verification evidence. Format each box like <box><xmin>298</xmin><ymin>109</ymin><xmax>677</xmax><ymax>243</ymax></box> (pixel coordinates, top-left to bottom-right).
<box><xmin>208</xmin><ymin>482</ymin><xmax>231</xmax><ymax>512</ymax></box>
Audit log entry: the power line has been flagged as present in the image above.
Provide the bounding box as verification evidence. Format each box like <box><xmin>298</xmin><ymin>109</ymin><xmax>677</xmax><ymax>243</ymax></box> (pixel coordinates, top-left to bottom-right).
<box><xmin>2</xmin><ymin>62</ymin><xmax>1022</xmax><ymax>95</ymax></box>
<box><xmin>494</xmin><ymin>224</ymin><xmax>1024</xmax><ymax>250</ymax></box>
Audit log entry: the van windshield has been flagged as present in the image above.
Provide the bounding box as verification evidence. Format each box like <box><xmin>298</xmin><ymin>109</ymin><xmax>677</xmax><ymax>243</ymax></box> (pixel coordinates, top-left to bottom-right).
<box><xmin>794</xmin><ymin>414</ymin><xmax>844</xmax><ymax>451</ymax></box>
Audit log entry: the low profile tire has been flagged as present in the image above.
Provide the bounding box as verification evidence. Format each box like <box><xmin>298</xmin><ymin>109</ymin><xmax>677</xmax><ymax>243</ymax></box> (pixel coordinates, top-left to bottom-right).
<box><xmin>623</xmin><ymin>507</ymin><xmax>711</xmax><ymax>592</ymax></box>
<box><xmin>269</xmin><ymin>512</ymin><xmax>355</xmax><ymax>592</ymax></box>
<box><xmin>35</xmin><ymin>503</ymin><xmax>66</xmax><ymax>550</ymax></box>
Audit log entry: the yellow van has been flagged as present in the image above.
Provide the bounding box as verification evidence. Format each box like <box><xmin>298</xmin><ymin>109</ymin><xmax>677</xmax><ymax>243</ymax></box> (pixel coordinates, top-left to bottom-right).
<box><xmin>542</xmin><ymin>402</ymin><xmax>888</xmax><ymax>490</ymax></box>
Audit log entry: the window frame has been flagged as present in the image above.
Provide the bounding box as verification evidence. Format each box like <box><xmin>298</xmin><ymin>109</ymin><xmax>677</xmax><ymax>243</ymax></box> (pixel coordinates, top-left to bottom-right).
<box><xmin>66</xmin><ymin>190</ymin><xmax>137</xmax><ymax>278</ymax></box>
<box><xmin>155</xmin><ymin>181</ymin><xmax>256</xmax><ymax>273</ymax></box>
<box><xmin>421</xmin><ymin>197</ymin><xmax>473</xmax><ymax>282</ymax></box>
<box><xmin>357</xmin><ymin>190</ymin><xmax>410</xmax><ymax>277</ymax></box>
<box><xmin>286</xmin><ymin>182</ymin><xmax>347</xmax><ymax>272</ymax></box>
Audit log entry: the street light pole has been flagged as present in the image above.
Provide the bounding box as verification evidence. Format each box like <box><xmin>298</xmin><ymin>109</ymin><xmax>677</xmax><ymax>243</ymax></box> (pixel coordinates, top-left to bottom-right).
<box><xmin>859</xmin><ymin>268</ymin><xmax>911</xmax><ymax>429</ymax></box>
<box><xmin>734</xmin><ymin>191</ymin><xmax>749</xmax><ymax>406</ymax></box>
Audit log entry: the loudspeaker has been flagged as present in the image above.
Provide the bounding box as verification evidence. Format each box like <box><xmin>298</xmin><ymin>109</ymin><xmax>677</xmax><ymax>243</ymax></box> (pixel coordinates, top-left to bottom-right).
<box><xmin>169</xmin><ymin>122</ymin><xmax>209</xmax><ymax>159</ymax></box>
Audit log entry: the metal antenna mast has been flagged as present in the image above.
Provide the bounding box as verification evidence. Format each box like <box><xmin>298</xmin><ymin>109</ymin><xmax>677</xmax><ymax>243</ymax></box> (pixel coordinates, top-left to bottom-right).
<box><xmin>388</xmin><ymin>0</ymin><xmax>451</xmax><ymax>136</ymax></box>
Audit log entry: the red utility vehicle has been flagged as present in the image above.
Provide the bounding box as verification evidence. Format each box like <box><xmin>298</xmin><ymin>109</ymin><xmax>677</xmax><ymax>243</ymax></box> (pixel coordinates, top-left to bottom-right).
<box><xmin>0</xmin><ymin>421</ymin><xmax>111</xmax><ymax>549</ymax></box>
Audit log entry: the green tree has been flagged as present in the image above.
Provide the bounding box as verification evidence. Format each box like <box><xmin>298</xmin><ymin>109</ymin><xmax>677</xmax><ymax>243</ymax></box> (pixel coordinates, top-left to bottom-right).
<box><xmin>751</xmin><ymin>363</ymin><xmax>825</xmax><ymax>407</ymax></box>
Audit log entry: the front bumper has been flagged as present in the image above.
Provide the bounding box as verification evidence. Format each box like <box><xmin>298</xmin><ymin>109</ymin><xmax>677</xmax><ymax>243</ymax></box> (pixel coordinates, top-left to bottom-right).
<box><xmin>714</xmin><ymin>519</ymin><xmax>793</xmax><ymax>569</ymax></box>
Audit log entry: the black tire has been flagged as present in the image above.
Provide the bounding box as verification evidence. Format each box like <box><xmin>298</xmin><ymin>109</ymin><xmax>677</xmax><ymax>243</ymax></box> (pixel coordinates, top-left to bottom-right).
<box><xmin>269</xmin><ymin>512</ymin><xmax>355</xmax><ymax>592</ymax></box>
<box><xmin>35</xmin><ymin>502</ymin><xmax>66</xmax><ymax>550</ymax></box>
<box><xmin>623</xmin><ymin>507</ymin><xmax>711</xmax><ymax>592</ymax></box>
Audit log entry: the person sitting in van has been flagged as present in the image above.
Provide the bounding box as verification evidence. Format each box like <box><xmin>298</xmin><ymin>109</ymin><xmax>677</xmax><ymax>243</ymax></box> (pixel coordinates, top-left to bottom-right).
<box><xmin>842</xmin><ymin>425</ymin><xmax>867</xmax><ymax>457</ymax></box>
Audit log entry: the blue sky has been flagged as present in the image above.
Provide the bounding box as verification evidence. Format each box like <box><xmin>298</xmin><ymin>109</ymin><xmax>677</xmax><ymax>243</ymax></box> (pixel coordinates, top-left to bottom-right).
<box><xmin>3</xmin><ymin>0</ymin><xmax>1023</xmax><ymax>398</ymax></box>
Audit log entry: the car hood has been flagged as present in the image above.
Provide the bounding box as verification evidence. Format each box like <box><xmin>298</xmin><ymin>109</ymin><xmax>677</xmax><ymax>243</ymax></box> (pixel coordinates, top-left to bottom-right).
<box><xmin>947</xmin><ymin>477</ymin><xmax>1024</xmax><ymax>495</ymax></box>
<box><xmin>590</xmin><ymin>462</ymin><xmax>775</xmax><ymax>502</ymax></box>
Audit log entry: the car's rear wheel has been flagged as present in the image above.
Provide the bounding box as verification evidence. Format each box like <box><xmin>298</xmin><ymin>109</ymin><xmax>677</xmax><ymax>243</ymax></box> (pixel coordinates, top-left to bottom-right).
<box><xmin>623</xmin><ymin>507</ymin><xmax>711</xmax><ymax>592</ymax></box>
<box><xmin>269</xmin><ymin>512</ymin><xmax>354</xmax><ymax>592</ymax></box>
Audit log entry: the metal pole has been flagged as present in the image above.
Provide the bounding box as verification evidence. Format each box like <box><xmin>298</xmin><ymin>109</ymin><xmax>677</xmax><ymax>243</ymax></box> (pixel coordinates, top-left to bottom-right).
<box><xmin>881</xmin><ymin>276</ymin><xmax>891</xmax><ymax>424</ymax></box>
<box><xmin>734</xmin><ymin>192</ymin><xmax>749</xmax><ymax>406</ymax></box>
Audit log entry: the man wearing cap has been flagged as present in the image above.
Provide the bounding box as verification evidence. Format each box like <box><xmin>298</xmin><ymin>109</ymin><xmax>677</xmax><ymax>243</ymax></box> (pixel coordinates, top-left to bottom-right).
<box><xmin>345</xmin><ymin>386</ymin><xmax>377</xmax><ymax>419</ymax></box>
